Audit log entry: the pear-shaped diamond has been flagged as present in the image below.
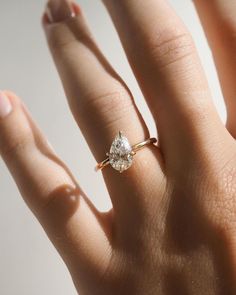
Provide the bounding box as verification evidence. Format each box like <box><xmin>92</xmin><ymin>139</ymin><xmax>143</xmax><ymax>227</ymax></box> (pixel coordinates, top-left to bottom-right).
<box><xmin>109</xmin><ymin>132</ymin><xmax>133</xmax><ymax>173</ymax></box>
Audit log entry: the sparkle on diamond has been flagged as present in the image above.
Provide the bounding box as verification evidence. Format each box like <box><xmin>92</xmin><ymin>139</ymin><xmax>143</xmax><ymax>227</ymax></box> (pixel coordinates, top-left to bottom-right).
<box><xmin>109</xmin><ymin>132</ymin><xmax>133</xmax><ymax>173</ymax></box>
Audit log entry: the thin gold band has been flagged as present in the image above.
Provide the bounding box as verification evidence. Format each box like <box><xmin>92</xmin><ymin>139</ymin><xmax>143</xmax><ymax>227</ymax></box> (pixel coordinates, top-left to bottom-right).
<box><xmin>96</xmin><ymin>137</ymin><xmax>157</xmax><ymax>171</ymax></box>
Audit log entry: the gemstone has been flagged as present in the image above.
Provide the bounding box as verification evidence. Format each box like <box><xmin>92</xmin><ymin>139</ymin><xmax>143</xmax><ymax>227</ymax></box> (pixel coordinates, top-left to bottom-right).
<box><xmin>109</xmin><ymin>132</ymin><xmax>133</xmax><ymax>173</ymax></box>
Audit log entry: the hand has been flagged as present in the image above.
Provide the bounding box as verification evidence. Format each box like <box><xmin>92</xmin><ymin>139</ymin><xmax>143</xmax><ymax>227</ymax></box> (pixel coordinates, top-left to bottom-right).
<box><xmin>1</xmin><ymin>0</ymin><xmax>236</xmax><ymax>294</ymax></box>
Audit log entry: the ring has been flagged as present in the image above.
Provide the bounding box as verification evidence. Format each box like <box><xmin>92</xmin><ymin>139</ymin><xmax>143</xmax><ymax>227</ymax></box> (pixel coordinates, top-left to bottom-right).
<box><xmin>96</xmin><ymin>131</ymin><xmax>157</xmax><ymax>173</ymax></box>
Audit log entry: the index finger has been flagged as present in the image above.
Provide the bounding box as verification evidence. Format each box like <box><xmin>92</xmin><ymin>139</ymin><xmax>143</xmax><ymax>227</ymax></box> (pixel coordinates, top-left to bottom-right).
<box><xmin>0</xmin><ymin>91</ymin><xmax>111</xmax><ymax>286</ymax></box>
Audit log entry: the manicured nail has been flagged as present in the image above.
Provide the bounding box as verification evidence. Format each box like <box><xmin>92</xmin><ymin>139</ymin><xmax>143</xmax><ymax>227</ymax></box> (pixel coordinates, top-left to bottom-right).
<box><xmin>0</xmin><ymin>91</ymin><xmax>12</xmax><ymax>118</ymax></box>
<box><xmin>46</xmin><ymin>0</ymin><xmax>76</xmax><ymax>23</ymax></box>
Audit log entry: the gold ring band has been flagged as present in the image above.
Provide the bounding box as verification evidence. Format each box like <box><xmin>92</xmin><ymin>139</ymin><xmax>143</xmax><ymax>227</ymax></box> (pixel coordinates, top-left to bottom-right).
<box><xmin>96</xmin><ymin>131</ymin><xmax>157</xmax><ymax>173</ymax></box>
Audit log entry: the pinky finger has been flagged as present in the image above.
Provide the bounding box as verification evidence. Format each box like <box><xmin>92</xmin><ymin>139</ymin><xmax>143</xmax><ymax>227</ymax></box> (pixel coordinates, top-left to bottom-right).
<box><xmin>0</xmin><ymin>91</ymin><xmax>112</xmax><ymax>293</ymax></box>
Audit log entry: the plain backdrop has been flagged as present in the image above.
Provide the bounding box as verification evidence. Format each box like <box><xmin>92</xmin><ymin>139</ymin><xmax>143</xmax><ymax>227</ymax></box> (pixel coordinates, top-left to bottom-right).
<box><xmin>0</xmin><ymin>1</ymin><xmax>226</xmax><ymax>294</ymax></box>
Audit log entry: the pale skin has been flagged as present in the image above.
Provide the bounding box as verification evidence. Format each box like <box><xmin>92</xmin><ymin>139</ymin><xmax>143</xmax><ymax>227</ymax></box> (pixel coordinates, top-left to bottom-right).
<box><xmin>1</xmin><ymin>0</ymin><xmax>236</xmax><ymax>294</ymax></box>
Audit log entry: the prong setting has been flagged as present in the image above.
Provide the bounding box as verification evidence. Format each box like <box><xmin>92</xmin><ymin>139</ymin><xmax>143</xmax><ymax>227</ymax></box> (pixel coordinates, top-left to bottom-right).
<box><xmin>108</xmin><ymin>132</ymin><xmax>133</xmax><ymax>173</ymax></box>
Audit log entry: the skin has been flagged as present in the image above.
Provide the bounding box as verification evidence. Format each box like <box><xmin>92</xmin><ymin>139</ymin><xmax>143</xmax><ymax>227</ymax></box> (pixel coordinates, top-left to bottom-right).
<box><xmin>1</xmin><ymin>0</ymin><xmax>236</xmax><ymax>294</ymax></box>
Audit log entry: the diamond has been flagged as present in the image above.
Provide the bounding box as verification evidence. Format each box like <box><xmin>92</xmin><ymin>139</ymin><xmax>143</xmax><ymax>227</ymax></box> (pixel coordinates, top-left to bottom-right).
<box><xmin>109</xmin><ymin>132</ymin><xmax>133</xmax><ymax>173</ymax></box>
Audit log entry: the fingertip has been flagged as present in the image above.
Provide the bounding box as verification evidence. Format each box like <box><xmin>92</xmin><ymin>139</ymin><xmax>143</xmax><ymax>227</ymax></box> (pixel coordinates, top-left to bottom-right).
<box><xmin>42</xmin><ymin>11</ymin><xmax>51</xmax><ymax>26</ymax></box>
<box><xmin>1</xmin><ymin>90</ymin><xmax>18</xmax><ymax>108</ymax></box>
<box><xmin>43</xmin><ymin>0</ymin><xmax>81</xmax><ymax>25</ymax></box>
<box><xmin>3</xmin><ymin>90</ymin><xmax>18</xmax><ymax>99</ymax></box>
<box><xmin>71</xmin><ymin>2</ymin><xmax>82</xmax><ymax>15</ymax></box>
<box><xmin>42</xmin><ymin>2</ymin><xmax>83</xmax><ymax>31</ymax></box>
<box><xmin>3</xmin><ymin>90</ymin><xmax>22</xmax><ymax>106</ymax></box>
<box><xmin>0</xmin><ymin>91</ymin><xmax>13</xmax><ymax>119</ymax></box>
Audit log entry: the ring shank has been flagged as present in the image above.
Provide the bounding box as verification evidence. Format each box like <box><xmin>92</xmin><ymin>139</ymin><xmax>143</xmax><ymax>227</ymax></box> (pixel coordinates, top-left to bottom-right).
<box><xmin>132</xmin><ymin>137</ymin><xmax>157</xmax><ymax>153</ymax></box>
<box><xmin>95</xmin><ymin>137</ymin><xmax>157</xmax><ymax>171</ymax></box>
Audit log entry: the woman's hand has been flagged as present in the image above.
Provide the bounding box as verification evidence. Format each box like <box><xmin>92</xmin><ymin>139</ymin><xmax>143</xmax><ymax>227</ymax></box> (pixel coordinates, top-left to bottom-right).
<box><xmin>1</xmin><ymin>0</ymin><xmax>236</xmax><ymax>294</ymax></box>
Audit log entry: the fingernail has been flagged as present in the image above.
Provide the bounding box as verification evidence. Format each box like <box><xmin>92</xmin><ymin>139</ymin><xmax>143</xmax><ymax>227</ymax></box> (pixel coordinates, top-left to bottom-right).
<box><xmin>46</xmin><ymin>0</ymin><xmax>76</xmax><ymax>23</ymax></box>
<box><xmin>0</xmin><ymin>91</ymin><xmax>12</xmax><ymax>118</ymax></box>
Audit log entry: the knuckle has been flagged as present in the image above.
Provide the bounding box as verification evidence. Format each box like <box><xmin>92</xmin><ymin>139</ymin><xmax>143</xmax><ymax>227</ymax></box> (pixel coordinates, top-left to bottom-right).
<box><xmin>87</xmin><ymin>88</ymin><xmax>132</xmax><ymax>112</ymax></box>
<box><xmin>47</xmin><ymin>22</ymin><xmax>88</xmax><ymax>54</ymax></box>
<box><xmin>148</xmin><ymin>27</ymin><xmax>196</xmax><ymax>68</ymax></box>
<box><xmin>81</xmin><ymin>87</ymin><xmax>136</xmax><ymax>128</ymax></box>
<box><xmin>49</xmin><ymin>36</ymin><xmax>78</xmax><ymax>55</ymax></box>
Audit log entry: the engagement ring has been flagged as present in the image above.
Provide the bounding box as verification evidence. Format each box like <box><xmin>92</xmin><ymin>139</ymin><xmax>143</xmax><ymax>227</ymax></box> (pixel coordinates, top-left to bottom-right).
<box><xmin>96</xmin><ymin>131</ymin><xmax>157</xmax><ymax>173</ymax></box>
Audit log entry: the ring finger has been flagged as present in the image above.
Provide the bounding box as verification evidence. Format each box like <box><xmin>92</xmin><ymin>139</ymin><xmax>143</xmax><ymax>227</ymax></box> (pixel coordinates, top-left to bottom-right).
<box><xmin>43</xmin><ymin>1</ymin><xmax>165</xmax><ymax>219</ymax></box>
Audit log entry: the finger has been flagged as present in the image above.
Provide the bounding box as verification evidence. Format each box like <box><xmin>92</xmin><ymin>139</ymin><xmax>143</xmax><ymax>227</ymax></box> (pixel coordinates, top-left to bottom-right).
<box><xmin>43</xmin><ymin>1</ymin><xmax>165</xmax><ymax>218</ymax></box>
<box><xmin>102</xmin><ymin>0</ymin><xmax>226</xmax><ymax>167</ymax></box>
<box><xmin>193</xmin><ymin>0</ymin><xmax>236</xmax><ymax>138</ymax></box>
<box><xmin>0</xmin><ymin>91</ymin><xmax>111</xmax><ymax>290</ymax></box>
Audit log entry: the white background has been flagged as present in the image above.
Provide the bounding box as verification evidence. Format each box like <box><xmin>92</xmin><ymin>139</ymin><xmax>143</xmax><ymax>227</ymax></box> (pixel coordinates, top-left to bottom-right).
<box><xmin>0</xmin><ymin>1</ymin><xmax>225</xmax><ymax>294</ymax></box>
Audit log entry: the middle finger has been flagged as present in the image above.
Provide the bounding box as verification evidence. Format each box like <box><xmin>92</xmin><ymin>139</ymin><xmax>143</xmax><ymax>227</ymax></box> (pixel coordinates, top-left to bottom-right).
<box><xmin>102</xmin><ymin>0</ymin><xmax>226</xmax><ymax>169</ymax></box>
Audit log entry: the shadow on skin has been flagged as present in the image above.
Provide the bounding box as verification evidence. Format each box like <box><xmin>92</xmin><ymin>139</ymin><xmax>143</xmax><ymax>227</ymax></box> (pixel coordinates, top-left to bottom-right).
<box><xmin>22</xmin><ymin>105</ymin><xmax>112</xmax><ymax>241</ymax></box>
<box><xmin>163</xmin><ymin>185</ymin><xmax>236</xmax><ymax>295</ymax></box>
<box><xmin>39</xmin><ymin>184</ymin><xmax>81</xmax><ymax>227</ymax></box>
